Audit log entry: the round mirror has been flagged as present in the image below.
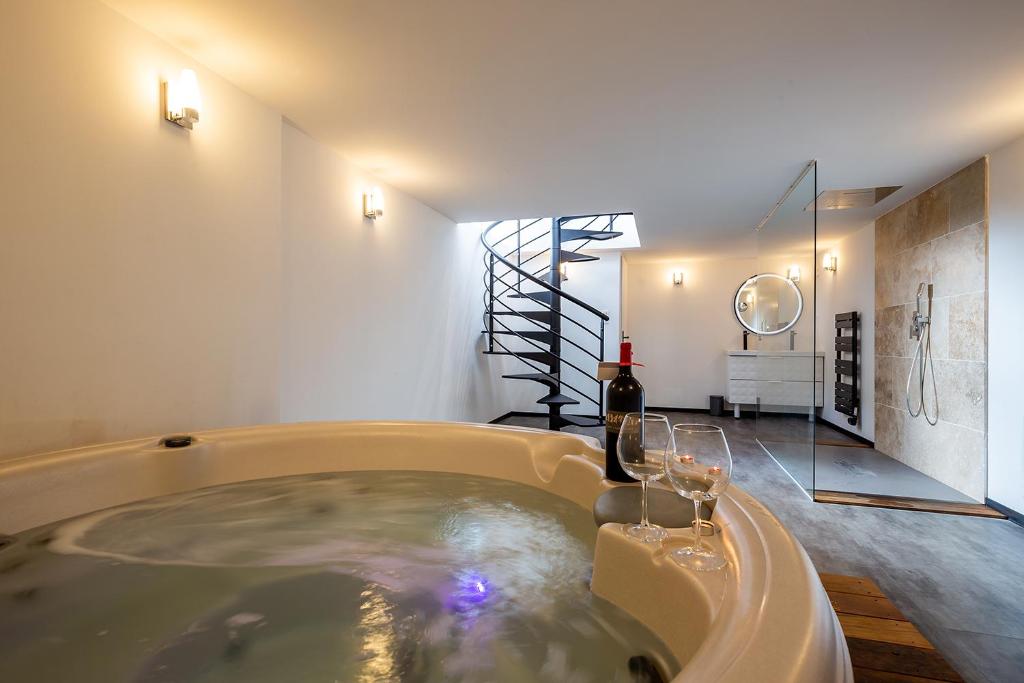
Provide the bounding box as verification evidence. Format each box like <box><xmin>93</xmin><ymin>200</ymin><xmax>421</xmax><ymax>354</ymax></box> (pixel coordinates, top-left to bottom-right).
<box><xmin>733</xmin><ymin>273</ymin><xmax>803</xmax><ymax>335</ymax></box>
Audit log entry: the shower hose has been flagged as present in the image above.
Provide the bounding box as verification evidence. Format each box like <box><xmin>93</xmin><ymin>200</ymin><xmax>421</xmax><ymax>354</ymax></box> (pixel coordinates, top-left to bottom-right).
<box><xmin>906</xmin><ymin>319</ymin><xmax>939</xmax><ymax>426</ymax></box>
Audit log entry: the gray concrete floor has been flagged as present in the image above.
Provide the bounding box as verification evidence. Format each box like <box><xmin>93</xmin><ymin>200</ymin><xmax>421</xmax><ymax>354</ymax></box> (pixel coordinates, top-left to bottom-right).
<box><xmin>498</xmin><ymin>412</ymin><xmax>1024</xmax><ymax>683</ymax></box>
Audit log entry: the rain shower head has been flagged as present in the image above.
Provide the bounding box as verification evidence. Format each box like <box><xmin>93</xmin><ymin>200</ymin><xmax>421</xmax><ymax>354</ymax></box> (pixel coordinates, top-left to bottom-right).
<box><xmin>805</xmin><ymin>186</ymin><xmax>901</xmax><ymax>211</ymax></box>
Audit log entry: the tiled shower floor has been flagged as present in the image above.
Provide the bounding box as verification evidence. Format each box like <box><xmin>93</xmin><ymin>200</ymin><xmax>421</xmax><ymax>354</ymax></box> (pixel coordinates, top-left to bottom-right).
<box><xmin>760</xmin><ymin>419</ymin><xmax>976</xmax><ymax>503</ymax></box>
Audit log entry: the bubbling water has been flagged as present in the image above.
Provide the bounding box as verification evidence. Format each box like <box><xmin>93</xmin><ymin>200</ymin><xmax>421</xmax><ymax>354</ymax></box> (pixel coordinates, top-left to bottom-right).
<box><xmin>0</xmin><ymin>471</ymin><xmax>678</xmax><ymax>682</ymax></box>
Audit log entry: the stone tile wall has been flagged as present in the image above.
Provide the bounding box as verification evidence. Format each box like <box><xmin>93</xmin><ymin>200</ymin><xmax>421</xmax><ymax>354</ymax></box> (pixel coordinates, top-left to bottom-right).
<box><xmin>874</xmin><ymin>158</ymin><xmax>987</xmax><ymax>501</ymax></box>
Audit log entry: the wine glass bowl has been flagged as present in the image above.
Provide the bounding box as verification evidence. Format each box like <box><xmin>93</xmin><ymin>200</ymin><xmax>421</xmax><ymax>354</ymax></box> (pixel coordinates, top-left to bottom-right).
<box><xmin>665</xmin><ymin>424</ymin><xmax>732</xmax><ymax>571</ymax></box>
<box><xmin>616</xmin><ymin>413</ymin><xmax>672</xmax><ymax>543</ymax></box>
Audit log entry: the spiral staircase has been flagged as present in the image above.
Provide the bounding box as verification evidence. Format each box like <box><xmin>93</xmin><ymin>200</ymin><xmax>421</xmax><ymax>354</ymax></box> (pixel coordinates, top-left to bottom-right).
<box><xmin>482</xmin><ymin>214</ymin><xmax>627</xmax><ymax>431</ymax></box>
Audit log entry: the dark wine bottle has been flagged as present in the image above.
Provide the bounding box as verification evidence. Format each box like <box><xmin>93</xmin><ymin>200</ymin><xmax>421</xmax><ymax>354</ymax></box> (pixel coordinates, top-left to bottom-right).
<box><xmin>605</xmin><ymin>340</ymin><xmax>644</xmax><ymax>482</ymax></box>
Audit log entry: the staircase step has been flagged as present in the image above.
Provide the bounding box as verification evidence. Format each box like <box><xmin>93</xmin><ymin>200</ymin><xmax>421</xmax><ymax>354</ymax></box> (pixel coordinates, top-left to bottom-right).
<box><xmin>502</xmin><ymin>372</ymin><xmax>559</xmax><ymax>388</ymax></box>
<box><xmin>537</xmin><ymin>393</ymin><xmax>579</xmax><ymax>406</ymax></box>
<box><xmin>556</xmin><ymin>414</ymin><xmax>604</xmax><ymax>428</ymax></box>
<box><xmin>560</xmin><ymin>229</ymin><xmax>623</xmax><ymax>244</ymax></box>
<box><xmin>509</xmin><ymin>289</ymin><xmax>556</xmax><ymax>304</ymax></box>
<box><xmin>493</xmin><ymin>310</ymin><xmax>554</xmax><ymax>324</ymax></box>
<box><xmin>559</xmin><ymin>251</ymin><xmax>599</xmax><ymax>264</ymax></box>
<box><xmin>486</xmin><ymin>350</ymin><xmax>558</xmax><ymax>366</ymax></box>
<box><xmin>492</xmin><ymin>329</ymin><xmax>553</xmax><ymax>343</ymax></box>
<box><xmin>517</xmin><ymin>350</ymin><xmax>559</xmax><ymax>365</ymax></box>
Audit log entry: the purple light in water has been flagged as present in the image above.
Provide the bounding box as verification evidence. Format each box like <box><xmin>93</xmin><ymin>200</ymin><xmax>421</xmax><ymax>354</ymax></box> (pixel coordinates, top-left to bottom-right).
<box><xmin>445</xmin><ymin>570</ymin><xmax>491</xmax><ymax>612</ymax></box>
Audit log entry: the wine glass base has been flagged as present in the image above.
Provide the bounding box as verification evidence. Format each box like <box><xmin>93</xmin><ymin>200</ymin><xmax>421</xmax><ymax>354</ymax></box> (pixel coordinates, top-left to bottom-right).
<box><xmin>623</xmin><ymin>523</ymin><xmax>668</xmax><ymax>544</ymax></box>
<box><xmin>669</xmin><ymin>545</ymin><xmax>727</xmax><ymax>571</ymax></box>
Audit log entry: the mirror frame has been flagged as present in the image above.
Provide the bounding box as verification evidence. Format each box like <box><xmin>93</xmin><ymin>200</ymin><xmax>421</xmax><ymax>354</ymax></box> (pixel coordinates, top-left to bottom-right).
<box><xmin>733</xmin><ymin>272</ymin><xmax>804</xmax><ymax>336</ymax></box>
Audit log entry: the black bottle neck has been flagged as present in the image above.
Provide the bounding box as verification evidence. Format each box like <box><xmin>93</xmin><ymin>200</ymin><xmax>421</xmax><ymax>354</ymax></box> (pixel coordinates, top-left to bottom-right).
<box><xmin>617</xmin><ymin>365</ymin><xmax>633</xmax><ymax>377</ymax></box>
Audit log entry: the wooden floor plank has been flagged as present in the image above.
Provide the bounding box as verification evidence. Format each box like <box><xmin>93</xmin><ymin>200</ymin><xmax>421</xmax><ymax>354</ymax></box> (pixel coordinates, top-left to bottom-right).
<box><xmin>820</xmin><ymin>572</ymin><xmax>886</xmax><ymax>598</ymax></box>
<box><xmin>820</xmin><ymin>573</ymin><xmax>965</xmax><ymax>682</ymax></box>
<box><xmin>838</xmin><ymin>613</ymin><xmax>934</xmax><ymax>649</ymax></box>
<box><xmin>829</xmin><ymin>592</ymin><xmax>906</xmax><ymax>621</ymax></box>
<box><xmin>815</xmin><ymin>490</ymin><xmax>1006</xmax><ymax>519</ymax></box>
<box><xmin>845</xmin><ymin>638</ymin><xmax>964</xmax><ymax>682</ymax></box>
<box><xmin>852</xmin><ymin>667</ymin><xmax>954</xmax><ymax>683</ymax></box>
<box><xmin>816</xmin><ymin>439</ymin><xmax>872</xmax><ymax>448</ymax></box>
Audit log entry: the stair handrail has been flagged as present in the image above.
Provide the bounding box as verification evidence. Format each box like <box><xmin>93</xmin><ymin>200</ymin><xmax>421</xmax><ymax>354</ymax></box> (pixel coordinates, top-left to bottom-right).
<box><xmin>483</xmin><ymin>313</ymin><xmax>601</xmax><ymax>407</ymax></box>
<box><xmin>481</xmin><ymin>221</ymin><xmax>610</xmax><ymax>322</ymax></box>
<box><xmin>485</xmin><ymin>319</ymin><xmax>601</xmax><ymax>407</ymax></box>
<box><xmin>483</xmin><ymin>263</ymin><xmax>602</xmax><ymax>343</ymax></box>
<box><xmin>483</xmin><ymin>267</ymin><xmax>605</xmax><ymax>363</ymax></box>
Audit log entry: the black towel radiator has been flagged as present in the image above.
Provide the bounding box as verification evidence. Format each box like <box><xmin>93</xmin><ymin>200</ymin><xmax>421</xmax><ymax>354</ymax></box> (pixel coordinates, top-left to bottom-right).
<box><xmin>834</xmin><ymin>311</ymin><xmax>859</xmax><ymax>426</ymax></box>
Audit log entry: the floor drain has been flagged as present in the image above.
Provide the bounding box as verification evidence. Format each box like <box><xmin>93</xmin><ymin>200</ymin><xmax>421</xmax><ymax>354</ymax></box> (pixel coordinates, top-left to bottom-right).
<box><xmin>162</xmin><ymin>435</ymin><xmax>194</xmax><ymax>448</ymax></box>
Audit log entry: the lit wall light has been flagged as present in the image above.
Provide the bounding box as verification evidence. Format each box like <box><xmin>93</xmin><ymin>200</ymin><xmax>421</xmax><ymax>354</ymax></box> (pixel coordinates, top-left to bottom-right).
<box><xmin>672</xmin><ymin>271</ymin><xmax>684</xmax><ymax>287</ymax></box>
<box><xmin>162</xmin><ymin>69</ymin><xmax>201</xmax><ymax>130</ymax></box>
<box><xmin>823</xmin><ymin>252</ymin><xmax>838</xmax><ymax>272</ymax></box>
<box><xmin>787</xmin><ymin>265</ymin><xmax>801</xmax><ymax>282</ymax></box>
<box><xmin>559</xmin><ymin>263</ymin><xmax>569</xmax><ymax>282</ymax></box>
<box><xmin>363</xmin><ymin>188</ymin><xmax>383</xmax><ymax>219</ymax></box>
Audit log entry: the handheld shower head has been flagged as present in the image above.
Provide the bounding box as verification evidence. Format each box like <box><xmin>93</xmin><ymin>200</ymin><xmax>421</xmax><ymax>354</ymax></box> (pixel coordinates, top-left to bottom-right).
<box><xmin>910</xmin><ymin>283</ymin><xmax>933</xmax><ymax>340</ymax></box>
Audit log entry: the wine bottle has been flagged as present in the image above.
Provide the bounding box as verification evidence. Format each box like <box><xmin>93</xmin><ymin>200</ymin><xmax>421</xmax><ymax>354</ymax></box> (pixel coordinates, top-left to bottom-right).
<box><xmin>605</xmin><ymin>340</ymin><xmax>644</xmax><ymax>482</ymax></box>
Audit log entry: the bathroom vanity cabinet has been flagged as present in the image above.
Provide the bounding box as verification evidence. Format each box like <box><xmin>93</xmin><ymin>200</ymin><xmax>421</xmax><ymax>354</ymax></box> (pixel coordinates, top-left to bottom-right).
<box><xmin>726</xmin><ymin>350</ymin><xmax>824</xmax><ymax>418</ymax></box>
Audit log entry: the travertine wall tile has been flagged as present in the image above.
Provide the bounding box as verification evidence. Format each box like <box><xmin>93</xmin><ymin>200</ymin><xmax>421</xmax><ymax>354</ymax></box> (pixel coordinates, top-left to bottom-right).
<box><xmin>876</xmin><ymin>305</ymin><xmax>903</xmax><ymax>356</ymax></box>
<box><xmin>875</xmin><ymin>403</ymin><xmax>903</xmax><ymax>456</ymax></box>
<box><xmin>949</xmin><ymin>292</ymin><xmax>986</xmax><ymax>362</ymax></box>
<box><xmin>876</xmin><ymin>203</ymin><xmax>908</xmax><ymax>255</ymax></box>
<box><xmin>874</xmin><ymin>157</ymin><xmax>987</xmax><ymax>501</ymax></box>
<box><xmin>931</xmin><ymin>222</ymin><xmax>986</xmax><ymax>297</ymax></box>
<box><xmin>948</xmin><ymin>158</ymin><xmax>987</xmax><ymax>231</ymax></box>
<box><xmin>875</xmin><ymin>251</ymin><xmax>897</xmax><ymax>309</ymax></box>
<box><xmin>876</xmin><ymin>355</ymin><xmax>896</xmax><ymax>407</ymax></box>
<box><xmin>934</xmin><ymin>359</ymin><xmax>986</xmax><ymax>431</ymax></box>
<box><xmin>905</xmin><ymin>184</ymin><xmax>950</xmax><ymax>248</ymax></box>
<box><xmin>920</xmin><ymin>297</ymin><xmax>950</xmax><ymax>360</ymax></box>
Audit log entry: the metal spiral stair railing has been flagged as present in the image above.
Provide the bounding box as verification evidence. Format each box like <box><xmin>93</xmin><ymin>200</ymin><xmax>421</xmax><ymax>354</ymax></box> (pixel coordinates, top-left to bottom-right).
<box><xmin>481</xmin><ymin>214</ymin><xmax>626</xmax><ymax>431</ymax></box>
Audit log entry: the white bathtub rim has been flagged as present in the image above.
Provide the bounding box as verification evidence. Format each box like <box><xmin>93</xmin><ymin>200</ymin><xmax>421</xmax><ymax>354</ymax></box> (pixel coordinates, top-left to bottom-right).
<box><xmin>0</xmin><ymin>420</ymin><xmax>851</xmax><ymax>682</ymax></box>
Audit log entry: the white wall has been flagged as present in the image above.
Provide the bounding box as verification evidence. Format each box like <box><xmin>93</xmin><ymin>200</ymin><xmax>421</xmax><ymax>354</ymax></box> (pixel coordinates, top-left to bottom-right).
<box><xmin>0</xmin><ymin>0</ymin><xmax>283</xmax><ymax>461</ymax></box>
<box><xmin>817</xmin><ymin>223</ymin><xmax>876</xmax><ymax>440</ymax></box>
<box><xmin>624</xmin><ymin>258</ymin><xmax>758</xmax><ymax>408</ymax></box>
<box><xmin>989</xmin><ymin>134</ymin><xmax>1024</xmax><ymax>513</ymax></box>
<box><xmin>624</xmin><ymin>255</ymin><xmax>822</xmax><ymax>409</ymax></box>
<box><xmin>0</xmin><ymin>0</ymin><xmax>523</xmax><ymax>463</ymax></box>
<box><xmin>279</xmin><ymin>126</ymin><xmax>520</xmax><ymax>423</ymax></box>
<box><xmin>558</xmin><ymin>252</ymin><xmax>622</xmax><ymax>415</ymax></box>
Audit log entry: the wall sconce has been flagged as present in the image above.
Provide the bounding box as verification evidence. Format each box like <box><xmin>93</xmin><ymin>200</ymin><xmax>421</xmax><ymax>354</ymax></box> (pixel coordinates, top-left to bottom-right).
<box><xmin>787</xmin><ymin>265</ymin><xmax>801</xmax><ymax>282</ymax></box>
<box><xmin>822</xmin><ymin>252</ymin><xmax>838</xmax><ymax>272</ymax></box>
<box><xmin>672</xmin><ymin>271</ymin><xmax>684</xmax><ymax>287</ymax></box>
<box><xmin>363</xmin><ymin>188</ymin><xmax>383</xmax><ymax>220</ymax></box>
<box><xmin>162</xmin><ymin>69</ymin><xmax>201</xmax><ymax>130</ymax></box>
<box><xmin>559</xmin><ymin>263</ymin><xmax>569</xmax><ymax>282</ymax></box>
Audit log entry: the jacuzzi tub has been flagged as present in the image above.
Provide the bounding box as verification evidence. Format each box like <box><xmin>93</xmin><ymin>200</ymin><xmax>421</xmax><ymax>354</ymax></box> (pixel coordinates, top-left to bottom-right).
<box><xmin>0</xmin><ymin>421</ymin><xmax>852</xmax><ymax>682</ymax></box>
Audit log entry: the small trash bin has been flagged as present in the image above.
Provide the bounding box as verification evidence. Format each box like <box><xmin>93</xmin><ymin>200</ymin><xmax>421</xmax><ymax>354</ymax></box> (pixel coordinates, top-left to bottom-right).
<box><xmin>709</xmin><ymin>395</ymin><xmax>724</xmax><ymax>417</ymax></box>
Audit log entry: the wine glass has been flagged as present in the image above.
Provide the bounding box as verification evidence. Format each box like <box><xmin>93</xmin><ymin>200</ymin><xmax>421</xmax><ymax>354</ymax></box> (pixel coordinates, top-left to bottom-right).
<box><xmin>665</xmin><ymin>424</ymin><xmax>732</xmax><ymax>571</ymax></box>
<box><xmin>616</xmin><ymin>413</ymin><xmax>672</xmax><ymax>543</ymax></box>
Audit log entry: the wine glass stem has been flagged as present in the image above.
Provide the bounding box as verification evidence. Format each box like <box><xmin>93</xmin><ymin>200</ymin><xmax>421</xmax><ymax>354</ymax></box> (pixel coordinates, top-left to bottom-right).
<box><xmin>640</xmin><ymin>480</ymin><xmax>650</xmax><ymax>528</ymax></box>
<box><xmin>692</xmin><ymin>498</ymin><xmax>702</xmax><ymax>550</ymax></box>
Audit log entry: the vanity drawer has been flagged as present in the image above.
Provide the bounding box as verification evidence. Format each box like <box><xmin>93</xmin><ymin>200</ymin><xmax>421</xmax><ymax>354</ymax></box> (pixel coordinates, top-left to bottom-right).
<box><xmin>727</xmin><ymin>355</ymin><xmax>823</xmax><ymax>381</ymax></box>
<box><xmin>727</xmin><ymin>379</ymin><xmax>823</xmax><ymax>407</ymax></box>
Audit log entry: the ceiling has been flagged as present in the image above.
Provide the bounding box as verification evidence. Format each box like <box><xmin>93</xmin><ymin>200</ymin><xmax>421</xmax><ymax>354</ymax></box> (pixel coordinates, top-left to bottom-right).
<box><xmin>104</xmin><ymin>0</ymin><xmax>1024</xmax><ymax>259</ymax></box>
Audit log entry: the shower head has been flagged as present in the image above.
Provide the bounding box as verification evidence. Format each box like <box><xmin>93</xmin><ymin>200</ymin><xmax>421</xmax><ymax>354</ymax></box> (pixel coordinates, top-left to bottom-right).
<box><xmin>915</xmin><ymin>283</ymin><xmax>933</xmax><ymax>314</ymax></box>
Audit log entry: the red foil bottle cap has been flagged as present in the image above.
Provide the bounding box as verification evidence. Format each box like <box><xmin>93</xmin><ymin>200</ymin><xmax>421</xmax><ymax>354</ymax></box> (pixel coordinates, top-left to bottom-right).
<box><xmin>618</xmin><ymin>341</ymin><xmax>643</xmax><ymax>366</ymax></box>
<box><xmin>619</xmin><ymin>341</ymin><xmax>632</xmax><ymax>366</ymax></box>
